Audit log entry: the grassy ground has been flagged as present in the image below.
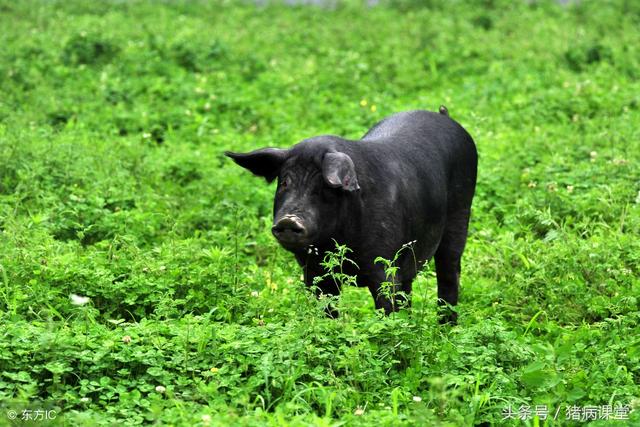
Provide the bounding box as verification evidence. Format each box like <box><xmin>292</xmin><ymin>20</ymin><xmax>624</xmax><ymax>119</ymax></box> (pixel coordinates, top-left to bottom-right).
<box><xmin>0</xmin><ymin>0</ymin><xmax>639</xmax><ymax>425</ymax></box>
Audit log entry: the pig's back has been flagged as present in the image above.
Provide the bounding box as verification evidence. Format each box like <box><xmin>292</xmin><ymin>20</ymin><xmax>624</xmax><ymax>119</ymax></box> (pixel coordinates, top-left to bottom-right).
<box><xmin>362</xmin><ymin>110</ymin><xmax>471</xmax><ymax>152</ymax></box>
<box><xmin>359</xmin><ymin>109</ymin><xmax>477</xmax><ymax>213</ymax></box>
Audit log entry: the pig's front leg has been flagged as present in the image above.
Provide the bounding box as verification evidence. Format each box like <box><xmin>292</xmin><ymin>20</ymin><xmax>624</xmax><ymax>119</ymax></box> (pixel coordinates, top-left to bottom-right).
<box><xmin>310</xmin><ymin>277</ymin><xmax>341</xmax><ymax>318</ymax></box>
<box><xmin>297</xmin><ymin>254</ymin><xmax>341</xmax><ymax>318</ymax></box>
<box><xmin>366</xmin><ymin>269</ymin><xmax>408</xmax><ymax>315</ymax></box>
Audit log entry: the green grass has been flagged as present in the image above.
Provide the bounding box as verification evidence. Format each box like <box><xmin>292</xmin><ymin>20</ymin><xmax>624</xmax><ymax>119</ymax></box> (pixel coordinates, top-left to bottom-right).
<box><xmin>0</xmin><ymin>0</ymin><xmax>639</xmax><ymax>425</ymax></box>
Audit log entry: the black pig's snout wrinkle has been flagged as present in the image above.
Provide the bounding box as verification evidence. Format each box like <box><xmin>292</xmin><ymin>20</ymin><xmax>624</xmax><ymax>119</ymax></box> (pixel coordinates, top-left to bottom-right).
<box><xmin>272</xmin><ymin>215</ymin><xmax>308</xmax><ymax>245</ymax></box>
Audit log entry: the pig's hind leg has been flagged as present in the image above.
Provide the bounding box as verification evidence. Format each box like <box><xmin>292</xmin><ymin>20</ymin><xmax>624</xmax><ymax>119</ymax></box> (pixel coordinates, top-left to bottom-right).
<box><xmin>434</xmin><ymin>208</ymin><xmax>471</xmax><ymax>324</ymax></box>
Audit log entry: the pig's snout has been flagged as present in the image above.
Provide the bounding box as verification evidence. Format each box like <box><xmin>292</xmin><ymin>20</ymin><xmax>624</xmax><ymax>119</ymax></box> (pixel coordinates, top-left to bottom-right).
<box><xmin>272</xmin><ymin>215</ymin><xmax>308</xmax><ymax>245</ymax></box>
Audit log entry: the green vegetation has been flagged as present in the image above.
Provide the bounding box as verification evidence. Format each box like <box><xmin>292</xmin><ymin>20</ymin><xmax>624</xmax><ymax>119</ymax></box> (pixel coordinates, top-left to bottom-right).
<box><xmin>0</xmin><ymin>0</ymin><xmax>639</xmax><ymax>425</ymax></box>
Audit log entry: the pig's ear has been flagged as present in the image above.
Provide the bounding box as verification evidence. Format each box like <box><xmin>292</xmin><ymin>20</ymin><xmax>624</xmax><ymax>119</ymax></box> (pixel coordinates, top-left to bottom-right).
<box><xmin>225</xmin><ymin>148</ymin><xmax>288</xmax><ymax>183</ymax></box>
<box><xmin>322</xmin><ymin>152</ymin><xmax>360</xmax><ymax>192</ymax></box>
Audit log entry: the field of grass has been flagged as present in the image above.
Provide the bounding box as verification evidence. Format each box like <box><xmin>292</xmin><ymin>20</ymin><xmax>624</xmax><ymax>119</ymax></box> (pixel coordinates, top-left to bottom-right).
<box><xmin>0</xmin><ymin>0</ymin><xmax>639</xmax><ymax>425</ymax></box>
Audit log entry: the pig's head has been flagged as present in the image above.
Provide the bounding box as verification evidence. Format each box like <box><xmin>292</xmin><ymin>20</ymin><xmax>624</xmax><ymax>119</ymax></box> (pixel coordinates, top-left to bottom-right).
<box><xmin>225</xmin><ymin>140</ymin><xmax>359</xmax><ymax>252</ymax></box>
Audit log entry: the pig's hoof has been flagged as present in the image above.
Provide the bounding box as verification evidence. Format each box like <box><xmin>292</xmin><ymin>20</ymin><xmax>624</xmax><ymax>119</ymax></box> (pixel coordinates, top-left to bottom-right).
<box><xmin>325</xmin><ymin>307</ymin><xmax>339</xmax><ymax>319</ymax></box>
<box><xmin>438</xmin><ymin>309</ymin><xmax>458</xmax><ymax>325</ymax></box>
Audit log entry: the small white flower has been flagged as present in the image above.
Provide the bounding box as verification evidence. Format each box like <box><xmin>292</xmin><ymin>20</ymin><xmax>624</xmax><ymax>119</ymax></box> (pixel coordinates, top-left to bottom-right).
<box><xmin>70</xmin><ymin>294</ymin><xmax>90</xmax><ymax>306</ymax></box>
<box><xmin>201</xmin><ymin>414</ymin><xmax>211</xmax><ymax>424</ymax></box>
<box><xmin>354</xmin><ymin>407</ymin><xmax>365</xmax><ymax>416</ymax></box>
<box><xmin>80</xmin><ymin>397</ymin><xmax>90</xmax><ymax>403</ymax></box>
<box><xmin>155</xmin><ymin>385</ymin><xmax>166</xmax><ymax>393</ymax></box>
<box><xmin>250</xmin><ymin>291</ymin><xmax>259</xmax><ymax>297</ymax></box>
<box><xmin>412</xmin><ymin>396</ymin><xmax>422</xmax><ymax>402</ymax></box>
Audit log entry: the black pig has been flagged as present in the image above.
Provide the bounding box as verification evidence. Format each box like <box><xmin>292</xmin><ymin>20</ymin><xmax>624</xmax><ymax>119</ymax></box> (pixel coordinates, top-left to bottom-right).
<box><xmin>226</xmin><ymin>108</ymin><xmax>477</xmax><ymax>322</ymax></box>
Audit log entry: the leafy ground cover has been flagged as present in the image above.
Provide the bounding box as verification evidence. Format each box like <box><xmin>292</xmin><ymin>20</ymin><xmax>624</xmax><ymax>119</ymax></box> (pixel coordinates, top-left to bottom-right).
<box><xmin>0</xmin><ymin>0</ymin><xmax>638</xmax><ymax>425</ymax></box>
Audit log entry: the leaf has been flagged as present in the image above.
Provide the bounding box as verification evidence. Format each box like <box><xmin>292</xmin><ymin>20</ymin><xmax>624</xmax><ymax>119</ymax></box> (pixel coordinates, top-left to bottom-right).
<box><xmin>567</xmin><ymin>386</ymin><xmax>586</xmax><ymax>402</ymax></box>
<box><xmin>520</xmin><ymin>361</ymin><xmax>560</xmax><ymax>389</ymax></box>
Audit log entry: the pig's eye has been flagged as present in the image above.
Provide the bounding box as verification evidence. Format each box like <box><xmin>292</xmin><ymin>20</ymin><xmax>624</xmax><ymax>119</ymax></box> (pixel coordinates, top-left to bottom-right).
<box><xmin>279</xmin><ymin>176</ymin><xmax>290</xmax><ymax>191</ymax></box>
